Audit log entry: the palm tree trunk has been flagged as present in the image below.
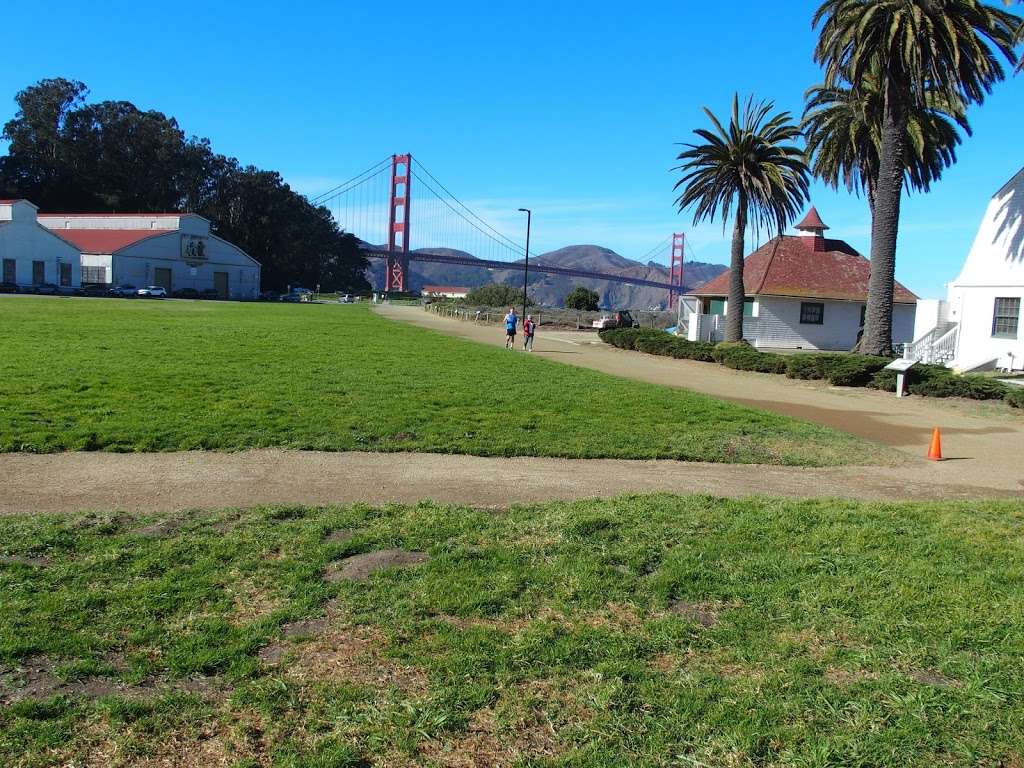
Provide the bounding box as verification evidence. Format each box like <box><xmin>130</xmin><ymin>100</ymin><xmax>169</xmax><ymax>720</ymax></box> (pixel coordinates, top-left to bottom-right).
<box><xmin>725</xmin><ymin>195</ymin><xmax>747</xmax><ymax>342</ymax></box>
<box><xmin>861</xmin><ymin>88</ymin><xmax>905</xmax><ymax>356</ymax></box>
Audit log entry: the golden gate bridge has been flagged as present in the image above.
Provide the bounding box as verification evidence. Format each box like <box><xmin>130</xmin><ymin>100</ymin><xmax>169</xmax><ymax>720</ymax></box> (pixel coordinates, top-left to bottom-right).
<box><xmin>310</xmin><ymin>154</ymin><xmax>693</xmax><ymax>307</ymax></box>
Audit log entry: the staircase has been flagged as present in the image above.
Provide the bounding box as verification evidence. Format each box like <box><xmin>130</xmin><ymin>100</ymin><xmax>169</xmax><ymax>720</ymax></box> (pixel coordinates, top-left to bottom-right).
<box><xmin>903</xmin><ymin>322</ymin><xmax>958</xmax><ymax>365</ymax></box>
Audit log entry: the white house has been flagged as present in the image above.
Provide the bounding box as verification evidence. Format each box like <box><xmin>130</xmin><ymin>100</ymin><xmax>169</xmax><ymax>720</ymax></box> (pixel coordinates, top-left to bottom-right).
<box><xmin>0</xmin><ymin>199</ymin><xmax>82</xmax><ymax>289</ymax></box>
<box><xmin>422</xmin><ymin>285</ymin><xmax>471</xmax><ymax>299</ymax></box>
<box><xmin>907</xmin><ymin>168</ymin><xmax>1024</xmax><ymax>372</ymax></box>
<box><xmin>39</xmin><ymin>212</ymin><xmax>261</xmax><ymax>299</ymax></box>
<box><xmin>682</xmin><ymin>208</ymin><xmax>917</xmax><ymax>350</ymax></box>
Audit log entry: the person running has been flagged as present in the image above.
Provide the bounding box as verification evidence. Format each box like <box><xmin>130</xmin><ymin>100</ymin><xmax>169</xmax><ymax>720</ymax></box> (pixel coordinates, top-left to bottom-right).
<box><xmin>523</xmin><ymin>314</ymin><xmax>536</xmax><ymax>351</ymax></box>
<box><xmin>504</xmin><ymin>307</ymin><xmax>518</xmax><ymax>349</ymax></box>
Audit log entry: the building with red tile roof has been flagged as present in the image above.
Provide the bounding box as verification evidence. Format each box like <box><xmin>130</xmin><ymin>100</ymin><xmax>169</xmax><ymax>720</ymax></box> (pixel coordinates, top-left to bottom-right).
<box><xmin>681</xmin><ymin>209</ymin><xmax>917</xmax><ymax>350</ymax></box>
<box><xmin>37</xmin><ymin>212</ymin><xmax>260</xmax><ymax>298</ymax></box>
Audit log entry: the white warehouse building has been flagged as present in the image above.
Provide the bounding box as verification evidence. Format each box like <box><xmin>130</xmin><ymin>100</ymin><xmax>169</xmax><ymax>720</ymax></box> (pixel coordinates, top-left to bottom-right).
<box><xmin>39</xmin><ymin>212</ymin><xmax>260</xmax><ymax>299</ymax></box>
<box><xmin>1</xmin><ymin>199</ymin><xmax>82</xmax><ymax>288</ymax></box>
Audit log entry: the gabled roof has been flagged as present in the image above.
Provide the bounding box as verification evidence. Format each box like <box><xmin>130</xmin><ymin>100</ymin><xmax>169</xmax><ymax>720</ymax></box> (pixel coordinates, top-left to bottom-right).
<box><xmin>50</xmin><ymin>228</ymin><xmax>171</xmax><ymax>254</ymax></box>
<box><xmin>689</xmin><ymin>235</ymin><xmax>917</xmax><ymax>303</ymax></box>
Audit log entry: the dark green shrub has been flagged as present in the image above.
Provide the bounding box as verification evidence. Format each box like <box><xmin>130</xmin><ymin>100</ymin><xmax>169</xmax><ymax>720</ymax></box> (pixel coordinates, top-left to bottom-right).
<box><xmin>1006</xmin><ymin>388</ymin><xmax>1024</xmax><ymax>408</ymax></box>
<box><xmin>785</xmin><ymin>353</ymin><xmax>890</xmax><ymax>386</ymax></box>
<box><xmin>711</xmin><ymin>342</ymin><xmax>788</xmax><ymax>374</ymax></box>
<box><xmin>871</xmin><ymin>364</ymin><xmax>1008</xmax><ymax>400</ymax></box>
<box><xmin>910</xmin><ymin>373</ymin><xmax>1007</xmax><ymax>400</ymax></box>
<box><xmin>824</xmin><ymin>355</ymin><xmax>892</xmax><ymax>387</ymax></box>
<box><xmin>668</xmin><ymin>339</ymin><xmax>716</xmax><ymax>362</ymax></box>
<box><xmin>785</xmin><ymin>354</ymin><xmax>836</xmax><ymax>380</ymax></box>
<box><xmin>634</xmin><ymin>334</ymin><xmax>678</xmax><ymax>356</ymax></box>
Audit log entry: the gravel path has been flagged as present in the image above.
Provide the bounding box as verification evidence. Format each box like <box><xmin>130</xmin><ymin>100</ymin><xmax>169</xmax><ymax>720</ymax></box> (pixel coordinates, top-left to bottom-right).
<box><xmin>0</xmin><ymin>449</ymin><xmax>1016</xmax><ymax>516</ymax></box>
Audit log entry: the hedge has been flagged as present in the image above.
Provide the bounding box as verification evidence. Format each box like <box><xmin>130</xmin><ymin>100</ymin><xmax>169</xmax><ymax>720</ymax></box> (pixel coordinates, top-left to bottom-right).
<box><xmin>711</xmin><ymin>342</ymin><xmax>788</xmax><ymax>374</ymax></box>
<box><xmin>870</xmin><ymin>364</ymin><xmax>1009</xmax><ymax>400</ymax></box>
<box><xmin>599</xmin><ymin>329</ymin><xmax>1022</xmax><ymax>406</ymax></box>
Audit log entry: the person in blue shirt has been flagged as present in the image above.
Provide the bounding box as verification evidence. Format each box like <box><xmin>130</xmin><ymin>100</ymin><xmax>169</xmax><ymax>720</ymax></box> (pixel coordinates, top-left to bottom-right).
<box><xmin>504</xmin><ymin>307</ymin><xmax>518</xmax><ymax>349</ymax></box>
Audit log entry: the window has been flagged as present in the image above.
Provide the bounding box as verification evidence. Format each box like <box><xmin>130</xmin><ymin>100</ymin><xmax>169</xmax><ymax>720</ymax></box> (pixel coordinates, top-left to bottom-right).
<box><xmin>2</xmin><ymin>258</ymin><xmax>14</xmax><ymax>283</ymax></box>
<box><xmin>81</xmin><ymin>266</ymin><xmax>107</xmax><ymax>284</ymax></box>
<box><xmin>59</xmin><ymin>263</ymin><xmax>72</xmax><ymax>287</ymax></box>
<box><xmin>707</xmin><ymin>298</ymin><xmax>725</xmax><ymax>316</ymax></box>
<box><xmin>800</xmin><ymin>302</ymin><xmax>825</xmax><ymax>325</ymax></box>
<box><xmin>992</xmin><ymin>297</ymin><xmax>1020</xmax><ymax>339</ymax></box>
<box><xmin>32</xmin><ymin>260</ymin><xmax>44</xmax><ymax>285</ymax></box>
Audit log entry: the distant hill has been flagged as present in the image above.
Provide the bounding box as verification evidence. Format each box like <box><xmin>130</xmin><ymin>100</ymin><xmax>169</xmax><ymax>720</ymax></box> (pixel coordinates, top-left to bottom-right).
<box><xmin>365</xmin><ymin>245</ymin><xmax>725</xmax><ymax>309</ymax></box>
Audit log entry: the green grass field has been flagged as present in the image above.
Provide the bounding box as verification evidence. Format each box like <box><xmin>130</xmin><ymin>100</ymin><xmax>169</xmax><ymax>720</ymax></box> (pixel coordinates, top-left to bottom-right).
<box><xmin>0</xmin><ymin>296</ymin><xmax>887</xmax><ymax>465</ymax></box>
<box><xmin>2</xmin><ymin>495</ymin><xmax>1022</xmax><ymax>767</ymax></box>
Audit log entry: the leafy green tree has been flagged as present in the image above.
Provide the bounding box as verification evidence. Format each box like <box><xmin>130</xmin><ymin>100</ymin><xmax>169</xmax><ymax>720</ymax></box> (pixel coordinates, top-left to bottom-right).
<box><xmin>813</xmin><ymin>0</ymin><xmax>1018</xmax><ymax>355</ymax></box>
<box><xmin>464</xmin><ymin>283</ymin><xmax>534</xmax><ymax>307</ymax></box>
<box><xmin>0</xmin><ymin>78</ymin><xmax>368</xmax><ymax>293</ymax></box>
<box><xmin>674</xmin><ymin>94</ymin><xmax>809</xmax><ymax>342</ymax></box>
<box><xmin>804</xmin><ymin>75</ymin><xmax>971</xmax><ymax>217</ymax></box>
<box><xmin>564</xmin><ymin>286</ymin><xmax>600</xmax><ymax>311</ymax></box>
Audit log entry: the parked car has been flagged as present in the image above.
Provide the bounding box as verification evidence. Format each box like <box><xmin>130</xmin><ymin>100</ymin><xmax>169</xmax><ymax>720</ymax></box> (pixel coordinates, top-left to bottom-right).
<box><xmin>109</xmin><ymin>284</ymin><xmax>137</xmax><ymax>297</ymax></box>
<box><xmin>56</xmin><ymin>285</ymin><xmax>79</xmax><ymax>296</ymax></box>
<box><xmin>172</xmin><ymin>288</ymin><xmax>200</xmax><ymax>299</ymax></box>
<box><xmin>592</xmin><ymin>310</ymin><xmax>638</xmax><ymax>330</ymax></box>
<box><xmin>199</xmin><ymin>288</ymin><xmax>221</xmax><ymax>300</ymax></box>
<box><xmin>280</xmin><ymin>293</ymin><xmax>303</xmax><ymax>303</ymax></box>
<box><xmin>33</xmin><ymin>283</ymin><xmax>60</xmax><ymax>295</ymax></box>
<box><xmin>0</xmin><ymin>281</ymin><xmax>18</xmax><ymax>294</ymax></box>
<box><xmin>339</xmin><ymin>293</ymin><xmax>354</xmax><ymax>303</ymax></box>
<box><xmin>258</xmin><ymin>290</ymin><xmax>280</xmax><ymax>301</ymax></box>
<box><xmin>80</xmin><ymin>284</ymin><xmax>110</xmax><ymax>297</ymax></box>
<box><xmin>137</xmin><ymin>286</ymin><xmax>168</xmax><ymax>298</ymax></box>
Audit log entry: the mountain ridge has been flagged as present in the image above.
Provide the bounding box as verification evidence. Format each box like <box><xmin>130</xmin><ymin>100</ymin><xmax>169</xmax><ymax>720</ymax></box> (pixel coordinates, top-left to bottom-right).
<box><xmin>366</xmin><ymin>244</ymin><xmax>726</xmax><ymax>309</ymax></box>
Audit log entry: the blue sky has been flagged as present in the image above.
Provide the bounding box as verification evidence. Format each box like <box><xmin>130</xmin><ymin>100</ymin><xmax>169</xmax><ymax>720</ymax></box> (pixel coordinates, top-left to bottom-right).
<box><xmin>2</xmin><ymin>0</ymin><xmax>1021</xmax><ymax>297</ymax></box>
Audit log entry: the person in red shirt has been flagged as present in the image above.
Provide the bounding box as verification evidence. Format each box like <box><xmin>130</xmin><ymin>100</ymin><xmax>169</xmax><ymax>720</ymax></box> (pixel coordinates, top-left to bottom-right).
<box><xmin>523</xmin><ymin>314</ymin><xmax>536</xmax><ymax>351</ymax></box>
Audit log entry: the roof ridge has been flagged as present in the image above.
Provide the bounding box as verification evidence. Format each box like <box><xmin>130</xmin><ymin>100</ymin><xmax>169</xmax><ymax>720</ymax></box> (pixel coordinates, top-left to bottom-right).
<box><xmin>754</xmin><ymin>236</ymin><xmax>784</xmax><ymax>295</ymax></box>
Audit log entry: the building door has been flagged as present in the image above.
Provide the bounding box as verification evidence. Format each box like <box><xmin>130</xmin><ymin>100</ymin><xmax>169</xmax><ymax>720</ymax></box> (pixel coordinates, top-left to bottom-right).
<box><xmin>32</xmin><ymin>260</ymin><xmax>45</xmax><ymax>285</ymax></box>
<box><xmin>213</xmin><ymin>271</ymin><xmax>228</xmax><ymax>298</ymax></box>
<box><xmin>59</xmin><ymin>263</ymin><xmax>72</xmax><ymax>287</ymax></box>
<box><xmin>2</xmin><ymin>259</ymin><xmax>14</xmax><ymax>283</ymax></box>
<box><xmin>154</xmin><ymin>267</ymin><xmax>172</xmax><ymax>291</ymax></box>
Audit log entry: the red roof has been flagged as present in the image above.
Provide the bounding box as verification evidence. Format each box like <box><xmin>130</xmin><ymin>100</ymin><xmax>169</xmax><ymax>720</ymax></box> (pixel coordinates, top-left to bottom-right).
<box><xmin>48</xmin><ymin>228</ymin><xmax>170</xmax><ymax>254</ymax></box>
<box><xmin>795</xmin><ymin>206</ymin><xmax>829</xmax><ymax>231</ymax></box>
<box><xmin>690</xmin><ymin>235</ymin><xmax>917</xmax><ymax>303</ymax></box>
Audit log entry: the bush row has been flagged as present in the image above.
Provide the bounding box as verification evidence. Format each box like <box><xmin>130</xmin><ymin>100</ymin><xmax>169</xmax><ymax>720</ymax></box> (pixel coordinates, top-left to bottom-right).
<box><xmin>599</xmin><ymin>327</ymin><xmax>1024</xmax><ymax>406</ymax></box>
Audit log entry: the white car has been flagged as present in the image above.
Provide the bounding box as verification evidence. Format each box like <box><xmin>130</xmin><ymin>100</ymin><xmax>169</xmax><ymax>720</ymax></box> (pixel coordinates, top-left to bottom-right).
<box><xmin>137</xmin><ymin>286</ymin><xmax>167</xmax><ymax>298</ymax></box>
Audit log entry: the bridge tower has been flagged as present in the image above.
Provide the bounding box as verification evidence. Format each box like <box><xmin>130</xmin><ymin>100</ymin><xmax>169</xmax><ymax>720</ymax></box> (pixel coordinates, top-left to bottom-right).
<box><xmin>668</xmin><ymin>232</ymin><xmax>685</xmax><ymax>308</ymax></box>
<box><xmin>385</xmin><ymin>153</ymin><xmax>412</xmax><ymax>292</ymax></box>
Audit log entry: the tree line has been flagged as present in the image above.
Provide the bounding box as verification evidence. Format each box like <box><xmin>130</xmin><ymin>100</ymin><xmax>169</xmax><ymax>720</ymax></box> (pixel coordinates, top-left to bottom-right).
<box><xmin>674</xmin><ymin>0</ymin><xmax>1022</xmax><ymax>356</ymax></box>
<box><xmin>0</xmin><ymin>79</ymin><xmax>369</xmax><ymax>293</ymax></box>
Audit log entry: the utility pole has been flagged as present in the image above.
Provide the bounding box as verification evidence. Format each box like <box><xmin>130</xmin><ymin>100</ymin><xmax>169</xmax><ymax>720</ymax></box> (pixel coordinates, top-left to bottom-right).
<box><xmin>518</xmin><ymin>208</ymin><xmax>531</xmax><ymax>322</ymax></box>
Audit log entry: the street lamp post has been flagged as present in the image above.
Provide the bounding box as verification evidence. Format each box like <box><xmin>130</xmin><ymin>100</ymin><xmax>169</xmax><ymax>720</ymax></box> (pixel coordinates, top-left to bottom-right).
<box><xmin>518</xmin><ymin>208</ymin><xmax>531</xmax><ymax>322</ymax></box>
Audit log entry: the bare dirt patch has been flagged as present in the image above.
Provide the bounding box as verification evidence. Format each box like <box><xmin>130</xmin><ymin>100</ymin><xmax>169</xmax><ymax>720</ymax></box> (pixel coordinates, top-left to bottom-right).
<box><xmin>824</xmin><ymin>666</ymin><xmax>880</xmax><ymax>686</ymax></box>
<box><xmin>323</xmin><ymin>549</ymin><xmax>429</xmax><ymax>583</ymax></box>
<box><xmin>324</xmin><ymin>528</ymin><xmax>355</xmax><ymax>544</ymax></box>
<box><xmin>0</xmin><ymin>655</ymin><xmax>223</xmax><ymax>705</ymax></box>
<box><xmin>133</xmin><ymin>517</ymin><xmax>188</xmax><ymax>539</ymax></box>
<box><xmin>264</xmin><ymin>622</ymin><xmax>428</xmax><ymax>694</ymax></box>
<box><xmin>908</xmin><ymin>669</ymin><xmax>960</xmax><ymax>688</ymax></box>
<box><xmin>667</xmin><ymin>600</ymin><xmax>719</xmax><ymax>628</ymax></box>
<box><xmin>0</xmin><ymin>554</ymin><xmax>49</xmax><ymax>567</ymax></box>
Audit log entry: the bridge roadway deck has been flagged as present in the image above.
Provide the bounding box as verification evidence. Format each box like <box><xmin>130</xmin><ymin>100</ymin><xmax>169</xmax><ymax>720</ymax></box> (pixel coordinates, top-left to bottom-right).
<box><xmin>362</xmin><ymin>248</ymin><xmax>685</xmax><ymax>291</ymax></box>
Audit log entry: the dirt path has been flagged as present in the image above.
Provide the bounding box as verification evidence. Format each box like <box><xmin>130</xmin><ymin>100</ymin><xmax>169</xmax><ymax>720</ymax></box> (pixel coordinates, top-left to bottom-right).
<box><xmin>1</xmin><ymin>449</ymin><xmax>1017</xmax><ymax>516</ymax></box>
<box><xmin>375</xmin><ymin>304</ymin><xmax>1024</xmax><ymax>497</ymax></box>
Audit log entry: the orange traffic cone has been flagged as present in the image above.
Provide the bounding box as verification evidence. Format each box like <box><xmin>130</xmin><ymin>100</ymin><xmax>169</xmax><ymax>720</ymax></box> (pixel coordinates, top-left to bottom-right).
<box><xmin>926</xmin><ymin>428</ymin><xmax>943</xmax><ymax>461</ymax></box>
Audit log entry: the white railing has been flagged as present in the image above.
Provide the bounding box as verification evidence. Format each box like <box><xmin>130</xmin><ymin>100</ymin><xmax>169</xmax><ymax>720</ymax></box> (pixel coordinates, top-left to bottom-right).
<box><xmin>903</xmin><ymin>322</ymin><xmax>958</xmax><ymax>365</ymax></box>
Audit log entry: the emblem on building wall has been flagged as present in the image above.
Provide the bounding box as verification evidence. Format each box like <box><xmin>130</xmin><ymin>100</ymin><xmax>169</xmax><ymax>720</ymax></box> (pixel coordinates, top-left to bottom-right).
<box><xmin>181</xmin><ymin>235</ymin><xmax>209</xmax><ymax>266</ymax></box>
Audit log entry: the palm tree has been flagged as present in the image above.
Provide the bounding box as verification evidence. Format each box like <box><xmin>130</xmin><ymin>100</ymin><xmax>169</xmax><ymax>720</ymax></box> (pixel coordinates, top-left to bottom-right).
<box><xmin>813</xmin><ymin>0</ymin><xmax>1018</xmax><ymax>356</ymax></box>
<box><xmin>803</xmin><ymin>74</ymin><xmax>972</xmax><ymax>215</ymax></box>
<box><xmin>674</xmin><ymin>95</ymin><xmax>809</xmax><ymax>342</ymax></box>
